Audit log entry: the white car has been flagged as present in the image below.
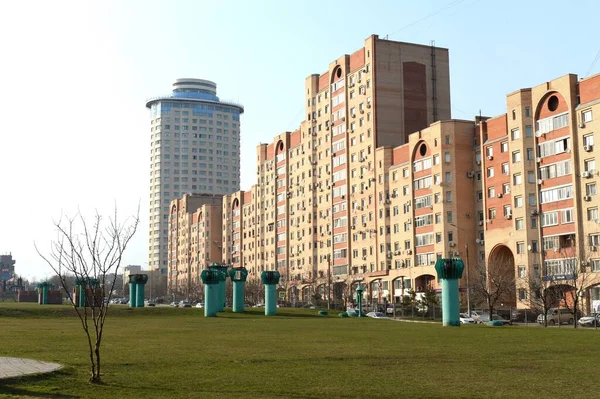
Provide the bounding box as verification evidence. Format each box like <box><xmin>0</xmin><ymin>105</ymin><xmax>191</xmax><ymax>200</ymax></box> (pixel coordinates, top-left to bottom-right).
<box><xmin>459</xmin><ymin>313</ymin><xmax>475</xmax><ymax>324</ymax></box>
<box><xmin>195</xmin><ymin>303</ymin><xmax>205</xmax><ymax>308</ymax></box>
<box><xmin>366</xmin><ymin>311</ymin><xmax>388</xmax><ymax>319</ymax></box>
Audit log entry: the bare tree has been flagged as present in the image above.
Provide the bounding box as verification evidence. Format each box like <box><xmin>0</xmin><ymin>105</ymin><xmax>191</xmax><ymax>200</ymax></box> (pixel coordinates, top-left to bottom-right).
<box><xmin>543</xmin><ymin>245</ymin><xmax>593</xmax><ymax>329</ymax></box>
<box><xmin>525</xmin><ymin>271</ymin><xmax>560</xmax><ymax>327</ymax></box>
<box><xmin>35</xmin><ymin>207</ymin><xmax>139</xmax><ymax>383</ymax></box>
<box><xmin>471</xmin><ymin>251</ymin><xmax>515</xmax><ymax>319</ymax></box>
<box><xmin>245</xmin><ymin>277</ymin><xmax>264</xmax><ymax>306</ymax></box>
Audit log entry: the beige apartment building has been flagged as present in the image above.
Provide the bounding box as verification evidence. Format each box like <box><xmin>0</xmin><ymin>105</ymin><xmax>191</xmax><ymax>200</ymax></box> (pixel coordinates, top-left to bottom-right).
<box><xmin>168</xmin><ymin>193</ymin><xmax>223</xmax><ymax>297</ymax></box>
<box><xmin>481</xmin><ymin>73</ymin><xmax>600</xmax><ymax>311</ymax></box>
<box><xmin>169</xmin><ymin>34</ymin><xmax>600</xmax><ymax>313</ymax></box>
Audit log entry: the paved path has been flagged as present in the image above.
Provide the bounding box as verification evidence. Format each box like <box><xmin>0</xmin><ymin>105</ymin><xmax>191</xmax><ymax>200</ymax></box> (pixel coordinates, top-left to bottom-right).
<box><xmin>0</xmin><ymin>357</ymin><xmax>62</xmax><ymax>379</ymax></box>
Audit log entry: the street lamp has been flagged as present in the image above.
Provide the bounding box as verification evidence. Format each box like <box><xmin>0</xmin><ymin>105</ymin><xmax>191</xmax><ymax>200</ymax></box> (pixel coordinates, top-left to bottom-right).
<box><xmin>449</xmin><ymin>223</ymin><xmax>471</xmax><ymax>316</ymax></box>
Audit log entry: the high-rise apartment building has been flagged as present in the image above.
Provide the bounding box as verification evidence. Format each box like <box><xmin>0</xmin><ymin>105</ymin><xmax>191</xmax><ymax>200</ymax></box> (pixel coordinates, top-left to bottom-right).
<box><xmin>480</xmin><ymin>73</ymin><xmax>600</xmax><ymax>310</ymax></box>
<box><xmin>219</xmin><ymin>34</ymin><xmax>452</xmax><ymax>301</ymax></box>
<box><xmin>146</xmin><ymin>79</ymin><xmax>243</xmax><ymax>274</ymax></box>
<box><xmin>169</xmin><ymin>34</ymin><xmax>600</xmax><ymax>313</ymax></box>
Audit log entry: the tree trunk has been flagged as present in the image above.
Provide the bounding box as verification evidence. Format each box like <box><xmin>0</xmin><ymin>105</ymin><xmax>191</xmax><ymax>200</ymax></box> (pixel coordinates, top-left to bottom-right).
<box><xmin>93</xmin><ymin>344</ymin><xmax>101</xmax><ymax>383</ymax></box>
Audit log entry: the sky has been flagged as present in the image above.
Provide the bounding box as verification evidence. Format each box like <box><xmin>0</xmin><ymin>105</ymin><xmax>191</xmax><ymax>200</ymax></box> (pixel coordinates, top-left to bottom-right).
<box><xmin>1</xmin><ymin>0</ymin><xmax>599</xmax><ymax>281</ymax></box>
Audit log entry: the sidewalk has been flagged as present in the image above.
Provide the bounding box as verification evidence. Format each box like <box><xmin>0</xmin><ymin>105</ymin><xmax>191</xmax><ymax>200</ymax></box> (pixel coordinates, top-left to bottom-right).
<box><xmin>0</xmin><ymin>357</ymin><xmax>62</xmax><ymax>379</ymax></box>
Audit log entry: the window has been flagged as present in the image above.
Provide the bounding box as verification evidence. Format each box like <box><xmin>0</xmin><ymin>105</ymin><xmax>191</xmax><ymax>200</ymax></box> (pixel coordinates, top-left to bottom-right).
<box><xmin>433</xmin><ymin>154</ymin><xmax>440</xmax><ymax>165</ymax></box>
<box><xmin>512</xmin><ymin>151</ymin><xmax>521</xmax><ymax>163</ymax></box>
<box><xmin>445</xmin><ymin>172</ymin><xmax>451</xmax><ymax>183</ymax></box>
<box><xmin>486</xmin><ymin>147</ymin><xmax>493</xmax><ymax>157</ymax></box>
<box><xmin>584</xmin><ymin>158</ymin><xmax>596</xmax><ymax>173</ymax></box>
<box><xmin>446</xmin><ymin>211</ymin><xmax>453</xmax><ymax>223</ymax></box>
<box><xmin>525</xmin><ymin>107</ymin><xmax>531</xmax><ymax>117</ymax></box>
<box><xmin>502</xmin><ymin>163</ymin><xmax>509</xmax><ymax>175</ymax></box>
<box><xmin>487</xmin><ymin>167</ymin><xmax>494</xmax><ymax>178</ymax></box>
<box><xmin>444</xmin><ymin>152</ymin><xmax>451</xmax><ymax>163</ymax></box>
<box><xmin>540</xmin><ymin>184</ymin><xmax>573</xmax><ymax>204</ymax></box>
<box><xmin>513</xmin><ymin>173</ymin><xmax>522</xmax><ymax>185</ymax></box>
<box><xmin>518</xmin><ymin>289</ymin><xmax>528</xmax><ymax>301</ymax></box>
<box><xmin>586</xmin><ymin>182</ymin><xmax>597</xmax><ymax>196</ymax></box>
<box><xmin>537</xmin><ymin>137</ymin><xmax>570</xmax><ymax>158</ymax></box>
<box><xmin>528</xmin><ymin>171</ymin><xmax>536</xmax><ymax>184</ymax></box>
<box><xmin>504</xmin><ymin>205</ymin><xmax>512</xmax><ymax>217</ymax></box>
<box><xmin>503</xmin><ymin>184</ymin><xmax>511</xmax><ymax>195</ymax></box>
<box><xmin>541</xmin><ymin>211</ymin><xmax>558</xmax><ymax>227</ymax></box>
<box><xmin>590</xmin><ymin>234</ymin><xmax>600</xmax><ymax>247</ymax></box>
<box><xmin>529</xmin><ymin>193</ymin><xmax>536</xmax><ymax>206</ymax></box>
<box><xmin>526</xmin><ymin>148</ymin><xmax>534</xmax><ymax>160</ymax></box>
<box><xmin>536</xmin><ymin>112</ymin><xmax>569</xmax><ymax>134</ymax></box>
<box><xmin>543</xmin><ymin>236</ymin><xmax>559</xmax><ymax>251</ymax></box>
<box><xmin>445</xmin><ymin>191</ymin><xmax>452</xmax><ymax>202</ymax></box>
<box><xmin>515</xmin><ymin>218</ymin><xmax>524</xmax><ymax>230</ymax></box>
<box><xmin>488</xmin><ymin>208</ymin><xmax>496</xmax><ymax>219</ymax></box>
<box><xmin>583</xmin><ymin>134</ymin><xmax>594</xmax><ymax>147</ymax></box>
<box><xmin>511</xmin><ymin>128</ymin><xmax>520</xmax><ymax>141</ymax></box>
<box><xmin>488</xmin><ymin>187</ymin><xmax>495</xmax><ymax>198</ymax></box>
<box><xmin>518</xmin><ymin>266</ymin><xmax>526</xmax><ymax>278</ymax></box>
<box><xmin>582</xmin><ymin>109</ymin><xmax>593</xmax><ymax>123</ymax></box>
<box><xmin>501</xmin><ymin>142</ymin><xmax>508</xmax><ymax>152</ymax></box>
<box><xmin>538</xmin><ymin>160</ymin><xmax>571</xmax><ymax>180</ymax></box>
<box><xmin>514</xmin><ymin>196</ymin><xmax>523</xmax><ymax>208</ymax></box>
<box><xmin>588</xmin><ymin>207</ymin><xmax>599</xmax><ymax>222</ymax></box>
<box><xmin>525</xmin><ymin>125</ymin><xmax>533</xmax><ymax>137</ymax></box>
<box><xmin>516</xmin><ymin>242</ymin><xmax>525</xmax><ymax>254</ymax></box>
<box><xmin>562</xmin><ymin>208</ymin><xmax>574</xmax><ymax>224</ymax></box>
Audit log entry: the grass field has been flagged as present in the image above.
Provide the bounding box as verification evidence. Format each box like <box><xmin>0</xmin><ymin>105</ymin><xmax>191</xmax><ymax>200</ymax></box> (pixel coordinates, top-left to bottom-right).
<box><xmin>0</xmin><ymin>303</ymin><xmax>597</xmax><ymax>399</ymax></box>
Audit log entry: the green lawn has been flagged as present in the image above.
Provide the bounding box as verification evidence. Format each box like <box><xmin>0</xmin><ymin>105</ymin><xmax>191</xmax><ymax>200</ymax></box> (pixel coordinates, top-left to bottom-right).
<box><xmin>0</xmin><ymin>303</ymin><xmax>597</xmax><ymax>399</ymax></box>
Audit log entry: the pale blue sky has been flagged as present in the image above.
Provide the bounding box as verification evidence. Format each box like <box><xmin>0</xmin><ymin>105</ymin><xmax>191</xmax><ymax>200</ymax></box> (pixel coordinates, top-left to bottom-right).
<box><xmin>1</xmin><ymin>0</ymin><xmax>598</xmax><ymax>280</ymax></box>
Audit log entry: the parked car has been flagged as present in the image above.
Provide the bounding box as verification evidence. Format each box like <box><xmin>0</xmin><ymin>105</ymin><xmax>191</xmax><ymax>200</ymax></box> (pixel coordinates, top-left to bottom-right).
<box><xmin>179</xmin><ymin>301</ymin><xmax>192</xmax><ymax>308</ymax></box>
<box><xmin>459</xmin><ymin>313</ymin><xmax>475</xmax><ymax>324</ymax></box>
<box><xmin>195</xmin><ymin>302</ymin><xmax>205</xmax><ymax>308</ymax></box>
<box><xmin>537</xmin><ymin>308</ymin><xmax>574</xmax><ymax>325</ymax></box>
<box><xmin>578</xmin><ymin>314</ymin><xmax>600</xmax><ymax>327</ymax></box>
<box><xmin>366</xmin><ymin>311</ymin><xmax>388</xmax><ymax>319</ymax></box>
<box><xmin>476</xmin><ymin>313</ymin><xmax>512</xmax><ymax>325</ymax></box>
<box><xmin>170</xmin><ymin>301</ymin><xmax>179</xmax><ymax>307</ymax></box>
<box><xmin>146</xmin><ymin>302</ymin><xmax>155</xmax><ymax>307</ymax></box>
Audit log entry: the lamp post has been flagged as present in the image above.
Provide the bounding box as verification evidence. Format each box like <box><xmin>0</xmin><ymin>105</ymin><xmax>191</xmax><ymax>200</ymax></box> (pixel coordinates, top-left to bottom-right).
<box><xmin>327</xmin><ymin>254</ymin><xmax>332</xmax><ymax>310</ymax></box>
<box><xmin>449</xmin><ymin>223</ymin><xmax>471</xmax><ymax>316</ymax></box>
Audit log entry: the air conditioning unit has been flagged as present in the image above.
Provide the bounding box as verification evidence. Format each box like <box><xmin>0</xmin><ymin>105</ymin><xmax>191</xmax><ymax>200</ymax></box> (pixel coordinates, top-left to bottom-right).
<box><xmin>582</xmin><ymin>171</ymin><xmax>590</xmax><ymax>178</ymax></box>
<box><xmin>531</xmin><ymin>209</ymin><xmax>538</xmax><ymax>216</ymax></box>
<box><xmin>579</xmin><ymin>122</ymin><xmax>586</xmax><ymax>128</ymax></box>
<box><xmin>535</xmin><ymin>131</ymin><xmax>543</xmax><ymax>138</ymax></box>
<box><xmin>497</xmin><ymin>193</ymin><xmax>503</xmax><ymax>198</ymax></box>
<box><xmin>590</xmin><ymin>246</ymin><xmax>597</xmax><ymax>252</ymax></box>
<box><xmin>488</xmin><ymin>155</ymin><xmax>494</xmax><ymax>161</ymax></box>
<box><xmin>362</xmin><ymin>256</ymin><xmax>367</xmax><ymax>261</ymax></box>
<box><xmin>505</xmin><ymin>213</ymin><xmax>512</xmax><ymax>220</ymax></box>
<box><xmin>538</xmin><ymin>179</ymin><xmax>543</xmax><ymax>185</ymax></box>
<box><xmin>448</xmin><ymin>241</ymin><xmax>456</xmax><ymax>247</ymax></box>
<box><xmin>475</xmin><ymin>239</ymin><xmax>481</xmax><ymax>244</ymax></box>
<box><xmin>325</xmin><ymin>125</ymin><xmax>330</xmax><ymax>130</ymax></box>
<box><xmin>476</xmin><ymin>160</ymin><xmax>481</xmax><ymax>165</ymax></box>
<box><xmin>536</xmin><ymin>157</ymin><xmax>542</xmax><ymax>163</ymax></box>
<box><xmin>405</xmin><ymin>249</ymin><xmax>412</xmax><ymax>255</ymax></box>
<box><xmin>479</xmin><ymin>239</ymin><xmax>484</xmax><ymax>245</ymax></box>
<box><xmin>478</xmin><ymin>221</ymin><xmax>483</xmax><ymax>226</ymax></box>
<box><xmin>367</xmin><ymin>104</ymin><xmax>371</xmax><ymax>108</ymax></box>
<box><xmin>584</xmin><ymin>195</ymin><xmax>592</xmax><ymax>201</ymax></box>
<box><xmin>454</xmin><ymin>251</ymin><xmax>460</xmax><ymax>257</ymax></box>
<box><xmin>467</xmin><ymin>171</ymin><xmax>474</xmax><ymax>178</ymax></box>
<box><xmin>394</xmin><ymin>251</ymin><xmax>401</xmax><ymax>256</ymax></box>
<box><xmin>584</xmin><ymin>145</ymin><xmax>593</xmax><ymax>152</ymax></box>
<box><xmin>351</xmin><ymin>225</ymin><xmax>356</xmax><ymax>230</ymax></box>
